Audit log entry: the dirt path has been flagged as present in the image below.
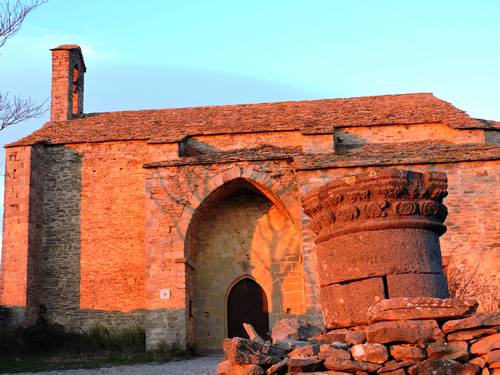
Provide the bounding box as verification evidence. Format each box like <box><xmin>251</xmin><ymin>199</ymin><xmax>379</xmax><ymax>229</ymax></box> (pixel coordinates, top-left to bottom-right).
<box><xmin>14</xmin><ymin>355</ymin><xmax>223</xmax><ymax>375</ymax></box>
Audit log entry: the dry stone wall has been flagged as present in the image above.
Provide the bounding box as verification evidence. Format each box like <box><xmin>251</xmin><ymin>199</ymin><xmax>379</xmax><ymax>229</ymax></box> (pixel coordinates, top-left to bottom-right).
<box><xmin>217</xmin><ymin>298</ymin><xmax>500</xmax><ymax>374</ymax></box>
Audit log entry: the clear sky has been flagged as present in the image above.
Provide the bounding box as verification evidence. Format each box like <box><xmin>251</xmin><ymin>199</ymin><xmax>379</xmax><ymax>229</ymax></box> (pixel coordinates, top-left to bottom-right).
<box><xmin>0</xmin><ymin>0</ymin><xmax>499</xmax><ymax>249</ymax></box>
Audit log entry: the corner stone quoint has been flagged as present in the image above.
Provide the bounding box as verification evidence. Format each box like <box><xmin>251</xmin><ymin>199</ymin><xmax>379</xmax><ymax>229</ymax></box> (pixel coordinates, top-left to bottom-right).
<box><xmin>0</xmin><ymin>44</ymin><xmax>499</xmax><ymax>351</ymax></box>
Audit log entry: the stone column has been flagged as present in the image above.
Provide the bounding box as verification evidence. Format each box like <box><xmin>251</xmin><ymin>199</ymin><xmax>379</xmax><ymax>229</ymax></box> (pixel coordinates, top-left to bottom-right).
<box><xmin>302</xmin><ymin>169</ymin><xmax>449</xmax><ymax>329</ymax></box>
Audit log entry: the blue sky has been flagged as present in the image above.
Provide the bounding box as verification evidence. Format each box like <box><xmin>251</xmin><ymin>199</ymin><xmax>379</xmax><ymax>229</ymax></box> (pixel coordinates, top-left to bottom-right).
<box><xmin>1</xmin><ymin>0</ymin><xmax>500</xmax><ymax>249</ymax></box>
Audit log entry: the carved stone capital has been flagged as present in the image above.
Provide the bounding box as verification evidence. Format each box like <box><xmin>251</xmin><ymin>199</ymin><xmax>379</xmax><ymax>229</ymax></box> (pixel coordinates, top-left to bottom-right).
<box><xmin>302</xmin><ymin>169</ymin><xmax>448</xmax><ymax>243</ymax></box>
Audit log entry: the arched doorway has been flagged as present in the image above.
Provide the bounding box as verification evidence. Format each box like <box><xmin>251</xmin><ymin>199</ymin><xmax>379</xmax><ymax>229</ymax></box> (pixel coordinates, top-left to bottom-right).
<box><xmin>227</xmin><ymin>278</ymin><xmax>269</xmax><ymax>340</ymax></box>
<box><xmin>185</xmin><ymin>177</ymin><xmax>303</xmax><ymax>352</ymax></box>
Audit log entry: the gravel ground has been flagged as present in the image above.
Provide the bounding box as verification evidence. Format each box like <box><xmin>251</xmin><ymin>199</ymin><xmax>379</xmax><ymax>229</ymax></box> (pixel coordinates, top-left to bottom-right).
<box><xmin>13</xmin><ymin>355</ymin><xmax>223</xmax><ymax>375</ymax></box>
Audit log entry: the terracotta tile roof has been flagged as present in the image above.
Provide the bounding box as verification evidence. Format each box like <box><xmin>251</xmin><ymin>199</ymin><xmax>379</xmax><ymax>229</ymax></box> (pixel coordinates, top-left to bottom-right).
<box><xmin>297</xmin><ymin>142</ymin><xmax>500</xmax><ymax>170</ymax></box>
<box><xmin>7</xmin><ymin>93</ymin><xmax>488</xmax><ymax>147</ymax></box>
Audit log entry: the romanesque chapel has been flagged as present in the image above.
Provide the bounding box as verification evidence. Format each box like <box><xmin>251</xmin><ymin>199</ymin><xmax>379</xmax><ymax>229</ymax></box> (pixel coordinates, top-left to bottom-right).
<box><xmin>1</xmin><ymin>45</ymin><xmax>498</xmax><ymax>351</ymax></box>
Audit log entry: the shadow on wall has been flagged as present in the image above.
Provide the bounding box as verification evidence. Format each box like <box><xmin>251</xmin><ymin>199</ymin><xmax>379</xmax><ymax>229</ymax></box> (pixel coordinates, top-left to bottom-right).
<box><xmin>2</xmin><ymin>146</ymin><xmax>147</xmax><ymax>334</ymax></box>
<box><xmin>184</xmin><ymin>178</ymin><xmax>304</xmax><ymax>353</ymax></box>
<box><xmin>1</xmin><ymin>145</ymin><xmax>196</xmax><ymax>351</ymax></box>
<box><xmin>33</xmin><ymin>146</ymin><xmax>82</xmax><ymax>327</ymax></box>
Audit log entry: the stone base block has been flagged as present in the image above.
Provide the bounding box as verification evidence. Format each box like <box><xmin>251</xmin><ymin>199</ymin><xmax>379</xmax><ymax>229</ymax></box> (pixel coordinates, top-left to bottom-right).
<box><xmin>321</xmin><ymin>277</ymin><xmax>385</xmax><ymax>329</ymax></box>
<box><xmin>387</xmin><ymin>273</ymin><xmax>449</xmax><ymax>298</ymax></box>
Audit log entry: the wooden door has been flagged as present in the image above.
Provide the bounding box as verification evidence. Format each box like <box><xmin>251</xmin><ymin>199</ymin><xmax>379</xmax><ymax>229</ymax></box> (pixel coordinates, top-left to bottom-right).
<box><xmin>227</xmin><ymin>278</ymin><xmax>269</xmax><ymax>340</ymax></box>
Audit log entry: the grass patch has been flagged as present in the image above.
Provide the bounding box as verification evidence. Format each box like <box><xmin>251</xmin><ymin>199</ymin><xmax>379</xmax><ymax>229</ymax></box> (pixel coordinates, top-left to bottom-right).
<box><xmin>0</xmin><ymin>320</ymin><xmax>193</xmax><ymax>373</ymax></box>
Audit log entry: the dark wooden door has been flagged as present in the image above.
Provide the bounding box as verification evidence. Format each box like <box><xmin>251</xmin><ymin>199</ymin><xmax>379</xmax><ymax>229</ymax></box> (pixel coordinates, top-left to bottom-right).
<box><xmin>227</xmin><ymin>278</ymin><xmax>269</xmax><ymax>340</ymax></box>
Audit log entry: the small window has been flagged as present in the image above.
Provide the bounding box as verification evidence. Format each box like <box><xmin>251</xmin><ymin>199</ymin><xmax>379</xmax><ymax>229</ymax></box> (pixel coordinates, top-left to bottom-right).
<box><xmin>72</xmin><ymin>64</ymin><xmax>80</xmax><ymax>115</ymax></box>
<box><xmin>72</xmin><ymin>65</ymin><xmax>80</xmax><ymax>90</ymax></box>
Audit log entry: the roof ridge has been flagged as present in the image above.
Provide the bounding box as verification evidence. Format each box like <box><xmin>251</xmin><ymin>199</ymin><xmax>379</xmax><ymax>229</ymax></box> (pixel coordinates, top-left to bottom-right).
<box><xmin>53</xmin><ymin>92</ymin><xmax>436</xmax><ymax>121</ymax></box>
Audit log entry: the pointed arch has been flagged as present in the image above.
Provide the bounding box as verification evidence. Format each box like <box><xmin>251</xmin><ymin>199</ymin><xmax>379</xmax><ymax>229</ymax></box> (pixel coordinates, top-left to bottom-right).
<box><xmin>181</xmin><ymin>166</ymin><xmax>304</xmax><ymax>351</ymax></box>
<box><xmin>177</xmin><ymin>166</ymin><xmax>300</xmax><ymax>252</ymax></box>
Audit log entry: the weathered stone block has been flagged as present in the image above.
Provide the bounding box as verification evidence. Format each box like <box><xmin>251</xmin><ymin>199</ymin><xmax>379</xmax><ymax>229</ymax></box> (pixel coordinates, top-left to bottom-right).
<box><xmin>427</xmin><ymin>340</ymin><xmax>469</xmax><ymax>361</ymax></box>
<box><xmin>380</xmin><ymin>369</ymin><xmax>405</xmax><ymax>375</ymax></box>
<box><xmin>470</xmin><ymin>334</ymin><xmax>500</xmax><ymax>355</ymax></box>
<box><xmin>443</xmin><ymin>314</ymin><xmax>500</xmax><ymax>333</ymax></box>
<box><xmin>318</xmin><ymin>345</ymin><xmax>351</xmax><ymax>361</ymax></box>
<box><xmin>266</xmin><ymin>358</ymin><xmax>288</xmax><ymax>375</ymax></box>
<box><xmin>386</xmin><ymin>273</ymin><xmax>449</xmax><ymax>298</ymax></box>
<box><xmin>390</xmin><ymin>344</ymin><xmax>427</xmax><ymax>361</ymax></box>
<box><xmin>483</xmin><ymin>349</ymin><xmax>500</xmax><ymax>365</ymax></box>
<box><xmin>322</xmin><ymin>328</ymin><xmax>366</xmax><ymax>345</ymax></box>
<box><xmin>287</xmin><ymin>357</ymin><xmax>324</xmax><ymax>372</ymax></box>
<box><xmin>379</xmin><ymin>360</ymin><xmax>418</xmax><ymax>373</ymax></box>
<box><xmin>447</xmin><ymin>327</ymin><xmax>498</xmax><ymax>341</ymax></box>
<box><xmin>288</xmin><ymin>343</ymin><xmax>317</xmax><ymax>358</ymax></box>
<box><xmin>271</xmin><ymin>318</ymin><xmax>322</xmax><ymax>343</ymax></box>
<box><xmin>468</xmin><ymin>357</ymin><xmax>486</xmax><ymax>368</ymax></box>
<box><xmin>351</xmin><ymin>343</ymin><xmax>388</xmax><ymax>364</ymax></box>
<box><xmin>368</xmin><ymin>297</ymin><xmax>478</xmax><ymax>323</ymax></box>
<box><xmin>324</xmin><ymin>357</ymin><xmax>381</xmax><ymax>373</ymax></box>
<box><xmin>367</xmin><ymin>320</ymin><xmax>442</xmax><ymax>344</ymax></box>
<box><xmin>216</xmin><ymin>360</ymin><xmax>264</xmax><ymax>375</ymax></box>
<box><xmin>321</xmin><ymin>277</ymin><xmax>385</xmax><ymax>328</ymax></box>
<box><xmin>316</xmin><ymin>229</ymin><xmax>444</xmax><ymax>285</ymax></box>
<box><xmin>224</xmin><ymin>338</ymin><xmax>286</xmax><ymax>366</ymax></box>
<box><xmin>408</xmin><ymin>358</ymin><xmax>480</xmax><ymax>375</ymax></box>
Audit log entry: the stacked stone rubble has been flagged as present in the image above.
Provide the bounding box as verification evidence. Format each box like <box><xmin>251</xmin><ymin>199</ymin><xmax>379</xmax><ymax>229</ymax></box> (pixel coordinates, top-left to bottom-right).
<box><xmin>217</xmin><ymin>297</ymin><xmax>500</xmax><ymax>374</ymax></box>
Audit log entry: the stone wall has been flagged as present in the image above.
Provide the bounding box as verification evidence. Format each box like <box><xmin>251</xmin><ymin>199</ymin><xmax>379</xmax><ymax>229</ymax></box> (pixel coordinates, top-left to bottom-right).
<box><xmin>26</xmin><ymin>144</ymin><xmax>46</xmax><ymax>324</ymax></box>
<box><xmin>334</xmin><ymin>123</ymin><xmax>485</xmax><ymax>145</ymax></box>
<box><xmin>1</xmin><ymin>141</ymin><xmax>160</xmax><ymax>330</ymax></box>
<box><xmin>39</xmin><ymin>141</ymin><xmax>159</xmax><ymax>330</ymax></box>
<box><xmin>217</xmin><ymin>298</ymin><xmax>500</xmax><ymax>374</ymax></box>
<box><xmin>0</xmin><ymin>121</ymin><xmax>497</xmax><ymax>350</ymax></box>
<box><xmin>146</xmin><ymin>160</ymin><xmax>318</xmax><ymax>350</ymax></box>
<box><xmin>37</xmin><ymin>146</ymin><xmax>81</xmax><ymax>327</ymax></box>
<box><xmin>0</xmin><ymin>146</ymin><xmax>33</xmax><ymax>325</ymax></box>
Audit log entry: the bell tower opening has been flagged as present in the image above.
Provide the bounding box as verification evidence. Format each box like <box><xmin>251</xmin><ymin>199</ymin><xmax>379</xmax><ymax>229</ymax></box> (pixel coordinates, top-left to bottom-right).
<box><xmin>72</xmin><ymin>64</ymin><xmax>81</xmax><ymax>116</ymax></box>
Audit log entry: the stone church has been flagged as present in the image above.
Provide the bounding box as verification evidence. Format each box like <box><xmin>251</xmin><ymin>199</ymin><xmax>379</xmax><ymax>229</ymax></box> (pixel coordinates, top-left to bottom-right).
<box><xmin>0</xmin><ymin>45</ymin><xmax>498</xmax><ymax>351</ymax></box>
